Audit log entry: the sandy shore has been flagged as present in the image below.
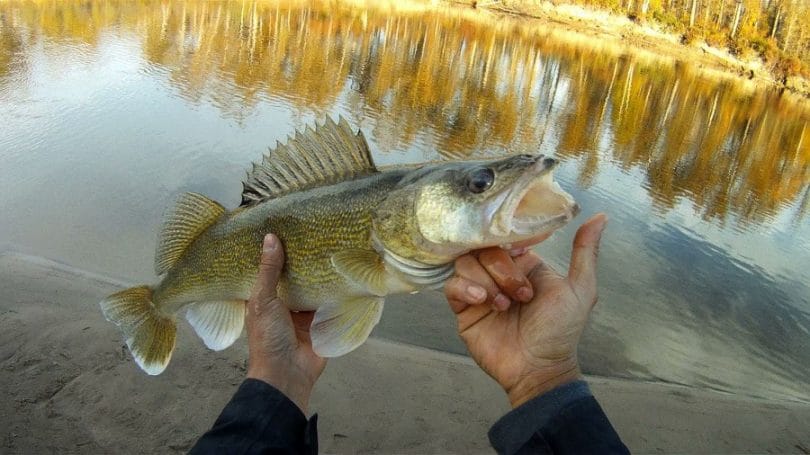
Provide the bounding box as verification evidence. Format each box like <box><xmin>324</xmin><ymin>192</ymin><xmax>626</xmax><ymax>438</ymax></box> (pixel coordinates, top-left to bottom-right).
<box><xmin>1</xmin><ymin>250</ymin><xmax>809</xmax><ymax>453</ymax></box>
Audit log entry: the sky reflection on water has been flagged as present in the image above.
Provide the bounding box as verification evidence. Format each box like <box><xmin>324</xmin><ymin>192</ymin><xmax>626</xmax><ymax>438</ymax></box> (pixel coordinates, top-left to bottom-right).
<box><xmin>1</xmin><ymin>0</ymin><xmax>809</xmax><ymax>402</ymax></box>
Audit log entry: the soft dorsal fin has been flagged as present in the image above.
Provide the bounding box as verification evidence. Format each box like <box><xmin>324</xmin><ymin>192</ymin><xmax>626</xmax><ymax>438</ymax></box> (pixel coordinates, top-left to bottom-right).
<box><xmin>240</xmin><ymin>116</ymin><xmax>377</xmax><ymax>206</ymax></box>
<box><xmin>155</xmin><ymin>192</ymin><xmax>225</xmax><ymax>275</ymax></box>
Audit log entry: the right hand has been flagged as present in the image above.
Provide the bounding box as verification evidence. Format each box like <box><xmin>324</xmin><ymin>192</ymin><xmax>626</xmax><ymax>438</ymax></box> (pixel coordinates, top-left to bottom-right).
<box><xmin>245</xmin><ymin>234</ymin><xmax>326</xmax><ymax>414</ymax></box>
<box><xmin>444</xmin><ymin>213</ymin><xmax>607</xmax><ymax>407</ymax></box>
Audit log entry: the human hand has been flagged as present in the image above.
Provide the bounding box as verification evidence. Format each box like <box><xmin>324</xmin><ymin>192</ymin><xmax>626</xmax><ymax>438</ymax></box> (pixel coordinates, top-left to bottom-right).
<box><xmin>445</xmin><ymin>213</ymin><xmax>607</xmax><ymax>408</ymax></box>
<box><xmin>245</xmin><ymin>234</ymin><xmax>327</xmax><ymax>414</ymax></box>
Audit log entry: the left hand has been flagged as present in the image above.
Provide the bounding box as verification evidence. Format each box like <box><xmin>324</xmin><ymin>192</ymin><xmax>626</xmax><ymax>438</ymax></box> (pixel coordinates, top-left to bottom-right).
<box><xmin>444</xmin><ymin>214</ymin><xmax>607</xmax><ymax>407</ymax></box>
<box><xmin>245</xmin><ymin>234</ymin><xmax>327</xmax><ymax>414</ymax></box>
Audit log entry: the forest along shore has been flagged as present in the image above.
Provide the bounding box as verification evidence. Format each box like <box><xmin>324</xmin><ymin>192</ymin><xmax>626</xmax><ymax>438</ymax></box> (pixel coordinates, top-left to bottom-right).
<box><xmin>449</xmin><ymin>0</ymin><xmax>810</xmax><ymax>99</ymax></box>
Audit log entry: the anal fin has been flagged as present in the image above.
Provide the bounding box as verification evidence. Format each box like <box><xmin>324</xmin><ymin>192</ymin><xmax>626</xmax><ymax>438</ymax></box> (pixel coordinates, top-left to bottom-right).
<box><xmin>311</xmin><ymin>296</ymin><xmax>384</xmax><ymax>357</ymax></box>
<box><xmin>185</xmin><ymin>300</ymin><xmax>245</xmax><ymax>351</ymax></box>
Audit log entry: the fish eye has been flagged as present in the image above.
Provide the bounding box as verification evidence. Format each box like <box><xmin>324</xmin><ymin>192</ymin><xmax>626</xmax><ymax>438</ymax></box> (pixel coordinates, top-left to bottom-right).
<box><xmin>467</xmin><ymin>168</ymin><xmax>495</xmax><ymax>194</ymax></box>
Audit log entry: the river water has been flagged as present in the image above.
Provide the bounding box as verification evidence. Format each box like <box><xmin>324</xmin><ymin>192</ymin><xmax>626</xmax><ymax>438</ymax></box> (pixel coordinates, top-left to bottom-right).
<box><xmin>1</xmin><ymin>0</ymin><xmax>809</xmax><ymax>403</ymax></box>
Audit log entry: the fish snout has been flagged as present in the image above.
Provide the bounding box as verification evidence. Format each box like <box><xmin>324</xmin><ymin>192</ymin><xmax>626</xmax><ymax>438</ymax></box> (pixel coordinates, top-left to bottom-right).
<box><xmin>571</xmin><ymin>202</ymin><xmax>581</xmax><ymax>218</ymax></box>
<box><xmin>527</xmin><ymin>154</ymin><xmax>557</xmax><ymax>172</ymax></box>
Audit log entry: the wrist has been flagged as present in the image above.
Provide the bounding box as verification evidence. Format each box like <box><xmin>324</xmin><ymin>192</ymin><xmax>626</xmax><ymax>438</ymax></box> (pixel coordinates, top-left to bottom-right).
<box><xmin>247</xmin><ymin>363</ymin><xmax>315</xmax><ymax>414</ymax></box>
<box><xmin>506</xmin><ymin>362</ymin><xmax>583</xmax><ymax>408</ymax></box>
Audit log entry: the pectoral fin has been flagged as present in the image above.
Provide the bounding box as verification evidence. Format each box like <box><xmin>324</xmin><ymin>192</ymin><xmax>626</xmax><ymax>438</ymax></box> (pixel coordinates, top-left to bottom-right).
<box><xmin>331</xmin><ymin>249</ymin><xmax>388</xmax><ymax>296</ymax></box>
<box><xmin>311</xmin><ymin>296</ymin><xmax>384</xmax><ymax>357</ymax></box>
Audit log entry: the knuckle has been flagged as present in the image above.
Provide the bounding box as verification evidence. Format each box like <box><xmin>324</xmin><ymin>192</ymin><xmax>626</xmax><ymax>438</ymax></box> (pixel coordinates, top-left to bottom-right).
<box><xmin>455</xmin><ymin>254</ymin><xmax>477</xmax><ymax>269</ymax></box>
<box><xmin>260</xmin><ymin>254</ymin><xmax>283</xmax><ymax>268</ymax></box>
<box><xmin>478</xmin><ymin>247</ymin><xmax>507</xmax><ymax>266</ymax></box>
<box><xmin>443</xmin><ymin>278</ymin><xmax>460</xmax><ymax>296</ymax></box>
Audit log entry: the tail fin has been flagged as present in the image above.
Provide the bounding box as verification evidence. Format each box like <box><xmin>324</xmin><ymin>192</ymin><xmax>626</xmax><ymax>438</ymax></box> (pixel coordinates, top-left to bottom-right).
<box><xmin>100</xmin><ymin>286</ymin><xmax>176</xmax><ymax>375</ymax></box>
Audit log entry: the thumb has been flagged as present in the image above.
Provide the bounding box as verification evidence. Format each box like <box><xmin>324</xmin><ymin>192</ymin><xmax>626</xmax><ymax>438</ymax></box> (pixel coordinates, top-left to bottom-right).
<box><xmin>250</xmin><ymin>234</ymin><xmax>285</xmax><ymax>305</ymax></box>
<box><xmin>568</xmin><ymin>213</ymin><xmax>607</xmax><ymax>306</ymax></box>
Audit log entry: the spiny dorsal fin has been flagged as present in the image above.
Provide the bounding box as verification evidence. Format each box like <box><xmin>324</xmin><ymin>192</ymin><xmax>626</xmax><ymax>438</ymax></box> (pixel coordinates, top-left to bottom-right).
<box><xmin>155</xmin><ymin>193</ymin><xmax>225</xmax><ymax>275</ymax></box>
<box><xmin>241</xmin><ymin>116</ymin><xmax>377</xmax><ymax>206</ymax></box>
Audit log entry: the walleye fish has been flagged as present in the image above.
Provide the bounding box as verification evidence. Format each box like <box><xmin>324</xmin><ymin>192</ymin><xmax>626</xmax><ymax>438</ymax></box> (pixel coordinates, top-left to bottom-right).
<box><xmin>100</xmin><ymin>117</ymin><xmax>579</xmax><ymax>375</ymax></box>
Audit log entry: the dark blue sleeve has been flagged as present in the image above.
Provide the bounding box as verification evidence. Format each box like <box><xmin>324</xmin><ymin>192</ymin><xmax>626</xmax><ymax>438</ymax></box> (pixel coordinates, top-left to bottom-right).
<box><xmin>488</xmin><ymin>380</ymin><xmax>629</xmax><ymax>455</ymax></box>
<box><xmin>190</xmin><ymin>378</ymin><xmax>318</xmax><ymax>455</ymax></box>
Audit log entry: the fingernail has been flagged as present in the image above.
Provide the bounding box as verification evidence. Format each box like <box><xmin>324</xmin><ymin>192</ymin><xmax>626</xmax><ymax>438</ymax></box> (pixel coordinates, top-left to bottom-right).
<box><xmin>516</xmin><ymin>286</ymin><xmax>532</xmax><ymax>302</ymax></box>
<box><xmin>263</xmin><ymin>234</ymin><xmax>277</xmax><ymax>252</ymax></box>
<box><xmin>494</xmin><ymin>293</ymin><xmax>510</xmax><ymax>310</ymax></box>
<box><xmin>466</xmin><ymin>285</ymin><xmax>486</xmax><ymax>302</ymax></box>
<box><xmin>509</xmin><ymin>247</ymin><xmax>528</xmax><ymax>257</ymax></box>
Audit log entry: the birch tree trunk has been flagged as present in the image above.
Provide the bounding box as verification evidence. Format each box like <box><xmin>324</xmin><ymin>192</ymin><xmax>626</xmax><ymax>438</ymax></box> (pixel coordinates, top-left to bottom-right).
<box><xmin>690</xmin><ymin>0</ymin><xmax>699</xmax><ymax>27</ymax></box>
<box><xmin>717</xmin><ymin>0</ymin><xmax>726</xmax><ymax>27</ymax></box>
<box><xmin>731</xmin><ymin>0</ymin><xmax>743</xmax><ymax>38</ymax></box>
<box><xmin>782</xmin><ymin>2</ymin><xmax>794</xmax><ymax>52</ymax></box>
<box><xmin>771</xmin><ymin>2</ymin><xmax>782</xmax><ymax>39</ymax></box>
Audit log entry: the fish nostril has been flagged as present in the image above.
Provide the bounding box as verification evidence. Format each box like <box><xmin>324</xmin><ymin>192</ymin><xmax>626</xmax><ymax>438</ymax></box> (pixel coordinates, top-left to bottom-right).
<box><xmin>543</xmin><ymin>157</ymin><xmax>557</xmax><ymax>168</ymax></box>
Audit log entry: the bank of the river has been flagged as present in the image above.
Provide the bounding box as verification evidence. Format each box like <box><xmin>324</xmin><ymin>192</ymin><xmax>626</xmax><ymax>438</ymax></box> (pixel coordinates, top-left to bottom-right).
<box><xmin>2</xmin><ymin>251</ymin><xmax>809</xmax><ymax>453</ymax></box>
<box><xmin>448</xmin><ymin>0</ymin><xmax>810</xmax><ymax>99</ymax></box>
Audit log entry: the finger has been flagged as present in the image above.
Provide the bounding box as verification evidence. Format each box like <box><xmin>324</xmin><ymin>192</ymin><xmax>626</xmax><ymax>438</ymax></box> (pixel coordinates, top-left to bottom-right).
<box><xmin>249</xmin><ymin>234</ymin><xmax>285</xmax><ymax>305</ymax></box>
<box><xmin>568</xmin><ymin>213</ymin><xmax>607</xmax><ymax>306</ymax></box>
<box><xmin>290</xmin><ymin>311</ymin><xmax>316</xmax><ymax>344</ymax></box>
<box><xmin>513</xmin><ymin>251</ymin><xmax>542</xmax><ymax>276</ymax></box>
<box><xmin>290</xmin><ymin>311</ymin><xmax>315</xmax><ymax>332</ymax></box>
<box><xmin>505</xmin><ymin>231</ymin><xmax>553</xmax><ymax>250</ymax></box>
<box><xmin>478</xmin><ymin>248</ymin><xmax>534</xmax><ymax>303</ymax></box>
<box><xmin>508</xmin><ymin>246</ymin><xmax>529</xmax><ymax>257</ymax></box>
<box><xmin>445</xmin><ymin>276</ymin><xmax>487</xmax><ymax>314</ymax></box>
<box><xmin>526</xmin><ymin>256</ymin><xmax>561</xmax><ymax>290</ymax></box>
<box><xmin>454</xmin><ymin>255</ymin><xmax>511</xmax><ymax>311</ymax></box>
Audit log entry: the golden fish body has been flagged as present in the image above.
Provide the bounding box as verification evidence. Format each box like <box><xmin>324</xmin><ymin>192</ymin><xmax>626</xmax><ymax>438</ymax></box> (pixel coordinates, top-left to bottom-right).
<box><xmin>100</xmin><ymin>117</ymin><xmax>579</xmax><ymax>375</ymax></box>
<box><xmin>154</xmin><ymin>171</ymin><xmax>409</xmax><ymax>315</ymax></box>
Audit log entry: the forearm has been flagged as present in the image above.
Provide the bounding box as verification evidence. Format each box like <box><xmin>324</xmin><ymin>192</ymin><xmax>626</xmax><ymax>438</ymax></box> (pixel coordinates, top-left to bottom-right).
<box><xmin>489</xmin><ymin>380</ymin><xmax>628</xmax><ymax>455</ymax></box>
<box><xmin>247</xmin><ymin>362</ymin><xmax>316</xmax><ymax>414</ymax></box>
<box><xmin>190</xmin><ymin>379</ymin><xmax>318</xmax><ymax>455</ymax></box>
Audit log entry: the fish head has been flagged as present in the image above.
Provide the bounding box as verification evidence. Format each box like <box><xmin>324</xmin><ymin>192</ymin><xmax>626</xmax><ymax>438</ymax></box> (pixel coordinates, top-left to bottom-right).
<box><xmin>375</xmin><ymin>154</ymin><xmax>579</xmax><ymax>264</ymax></box>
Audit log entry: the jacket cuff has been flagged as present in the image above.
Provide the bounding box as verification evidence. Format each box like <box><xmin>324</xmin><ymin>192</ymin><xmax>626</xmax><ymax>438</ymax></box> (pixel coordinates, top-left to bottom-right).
<box><xmin>236</xmin><ymin>379</ymin><xmax>313</xmax><ymax>445</ymax></box>
<box><xmin>488</xmin><ymin>380</ymin><xmax>592</xmax><ymax>454</ymax></box>
<box><xmin>190</xmin><ymin>378</ymin><xmax>318</xmax><ymax>454</ymax></box>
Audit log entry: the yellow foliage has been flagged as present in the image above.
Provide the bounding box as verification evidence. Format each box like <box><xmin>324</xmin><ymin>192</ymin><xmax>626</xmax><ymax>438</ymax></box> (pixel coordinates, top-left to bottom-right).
<box><xmin>0</xmin><ymin>0</ymin><xmax>808</xmax><ymax>226</ymax></box>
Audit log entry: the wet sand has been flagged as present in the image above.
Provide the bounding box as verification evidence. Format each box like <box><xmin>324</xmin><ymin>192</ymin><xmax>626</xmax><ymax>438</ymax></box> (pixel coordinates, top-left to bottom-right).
<box><xmin>2</xmin><ymin>250</ymin><xmax>809</xmax><ymax>453</ymax></box>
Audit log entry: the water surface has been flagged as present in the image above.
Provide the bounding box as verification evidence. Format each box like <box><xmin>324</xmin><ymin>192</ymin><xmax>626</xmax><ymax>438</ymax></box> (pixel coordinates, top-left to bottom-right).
<box><xmin>1</xmin><ymin>0</ymin><xmax>809</xmax><ymax>402</ymax></box>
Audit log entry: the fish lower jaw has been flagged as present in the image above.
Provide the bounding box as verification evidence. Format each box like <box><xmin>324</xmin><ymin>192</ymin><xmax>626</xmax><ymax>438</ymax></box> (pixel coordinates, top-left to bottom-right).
<box><xmin>510</xmin><ymin>212</ymin><xmax>571</xmax><ymax>236</ymax></box>
<box><xmin>497</xmin><ymin>170</ymin><xmax>578</xmax><ymax>237</ymax></box>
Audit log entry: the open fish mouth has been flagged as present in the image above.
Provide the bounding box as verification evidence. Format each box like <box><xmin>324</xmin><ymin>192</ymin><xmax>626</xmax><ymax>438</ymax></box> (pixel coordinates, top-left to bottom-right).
<box><xmin>490</xmin><ymin>156</ymin><xmax>579</xmax><ymax>238</ymax></box>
